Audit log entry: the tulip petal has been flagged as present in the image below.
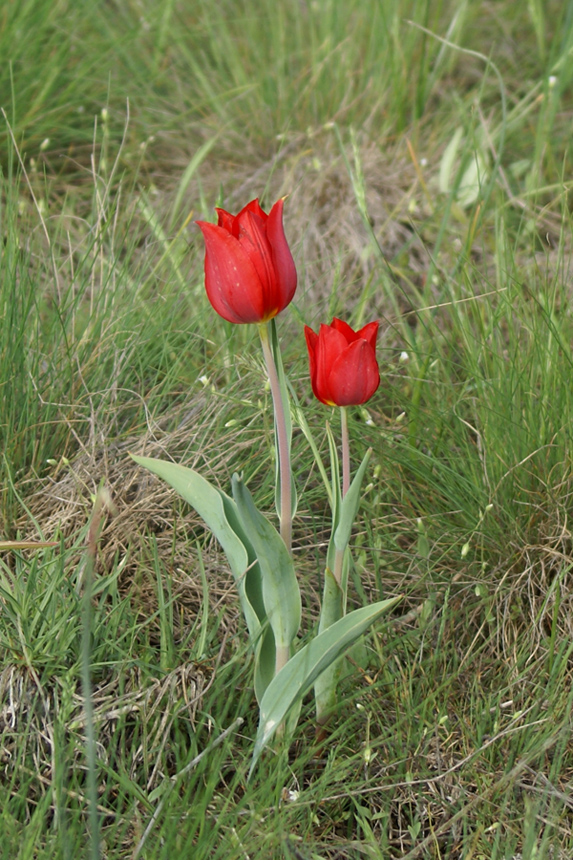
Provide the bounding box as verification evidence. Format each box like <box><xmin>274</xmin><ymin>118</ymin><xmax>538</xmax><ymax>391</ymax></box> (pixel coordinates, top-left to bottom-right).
<box><xmin>236</xmin><ymin>209</ymin><xmax>275</xmax><ymax>303</ymax></box>
<box><xmin>304</xmin><ymin>325</ymin><xmax>319</xmax><ymax>396</ymax></box>
<box><xmin>327</xmin><ymin>340</ymin><xmax>380</xmax><ymax>406</ymax></box>
<box><xmin>243</xmin><ymin>198</ymin><xmax>267</xmax><ymax>221</ymax></box>
<box><xmin>314</xmin><ymin>325</ymin><xmax>349</xmax><ymax>404</ymax></box>
<box><xmin>266</xmin><ymin>198</ymin><xmax>297</xmax><ymax>312</ymax></box>
<box><xmin>356</xmin><ymin>320</ymin><xmax>379</xmax><ymax>351</ymax></box>
<box><xmin>331</xmin><ymin>317</ymin><xmax>359</xmax><ymax>344</ymax></box>
<box><xmin>196</xmin><ymin>221</ymin><xmax>266</xmax><ymax>324</ymax></box>
<box><xmin>215</xmin><ymin>207</ymin><xmax>237</xmax><ymax>234</ymax></box>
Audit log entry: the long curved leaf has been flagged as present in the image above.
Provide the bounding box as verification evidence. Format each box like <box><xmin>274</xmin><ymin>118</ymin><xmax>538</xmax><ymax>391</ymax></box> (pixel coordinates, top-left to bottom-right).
<box><xmin>130</xmin><ymin>455</ymin><xmax>264</xmax><ymax>641</ymax></box>
<box><xmin>131</xmin><ymin>455</ymin><xmax>280</xmax><ymax>703</ymax></box>
<box><xmin>333</xmin><ymin>448</ymin><xmax>371</xmax><ymax>552</ymax></box>
<box><xmin>232</xmin><ymin>474</ymin><xmax>301</xmax><ymax>654</ymax></box>
<box><xmin>250</xmin><ymin>595</ymin><xmax>402</xmax><ymax>775</ymax></box>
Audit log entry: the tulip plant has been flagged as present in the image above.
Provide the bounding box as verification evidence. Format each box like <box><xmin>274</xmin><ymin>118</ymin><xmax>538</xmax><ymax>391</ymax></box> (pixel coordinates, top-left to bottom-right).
<box><xmin>132</xmin><ymin>197</ymin><xmax>401</xmax><ymax>772</ymax></box>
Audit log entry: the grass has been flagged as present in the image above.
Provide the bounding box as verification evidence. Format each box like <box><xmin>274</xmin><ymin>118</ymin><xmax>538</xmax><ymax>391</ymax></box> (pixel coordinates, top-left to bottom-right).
<box><xmin>2</xmin><ymin>0</ymin><xmax>573</xmax><ymax>857</ymax></box>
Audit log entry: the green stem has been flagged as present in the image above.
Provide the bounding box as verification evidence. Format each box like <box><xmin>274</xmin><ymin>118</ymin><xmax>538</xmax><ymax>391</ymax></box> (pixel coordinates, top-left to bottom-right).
<box><xmin>275</xmin><ymin>644</ymin><xmax>290</xmax><ymax>676</ymax></box>
<box><xmin>341</xmin><ymin>406</ymin><xmax>350</xmax><ymax>498</ymax></box>
<box><xmin>331</xmin><ymin>408</ymin><xmax>351</xmax><ymax>588</ymax></box>
<box><xmin>333</xmin><ymin>545</ymin><xmax>344</xmax><ymax>588</ymax></box>
<box><xmin>258</xmin><ymin>322</ymin><xmax>292</xmax><ymax>554</ymax></box>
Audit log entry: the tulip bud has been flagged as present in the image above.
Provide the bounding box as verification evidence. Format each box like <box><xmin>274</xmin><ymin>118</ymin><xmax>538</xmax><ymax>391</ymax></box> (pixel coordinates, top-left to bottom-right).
<box><xmin>304</xmin><ymin>318</ymin><xmax>380</xmax><ymax>407</ymax></box>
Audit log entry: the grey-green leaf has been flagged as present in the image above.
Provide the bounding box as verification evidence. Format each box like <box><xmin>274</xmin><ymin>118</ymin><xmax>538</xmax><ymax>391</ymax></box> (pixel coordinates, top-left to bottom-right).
<box><xmin>438</xmin><ymin>126</ymin><xmax>463</xmax><ymax>194</ymax></box>
<box><xmin>232</xmin><ymin>474</ymin><xmax>301</xmax><ymax>652</ymax></box>
<box><xmin>333</xmin><ymin>448</ymin><xmax>371</xmax><ymax>552</ymax></box>
<box><xmin>130</xmin><ymin>455</ymin><xmax>264</xmax><ymax>641</ymax></box>
<box><xmin>314</xmin><ymin>569</ymin><xmax>345</xmax><ymax>725</ymax></box>
<box><xmin>250</xmin><ymin>596</ymin><xmax>402</xmax><ymax>775</ymax></box>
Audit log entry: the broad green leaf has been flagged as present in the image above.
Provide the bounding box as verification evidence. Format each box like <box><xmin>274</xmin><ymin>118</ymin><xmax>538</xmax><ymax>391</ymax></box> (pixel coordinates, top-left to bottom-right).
<box><xmin>438</xmin><ymin>126</ymin><xmax>463</xmax><ymax>194</ymax></box>
<box><xmin>130</xmin><ymin>455</ymin><xmax>265</xmax><ymax>642</ymax></box>
<box><xmin>333</xmin><ymin>448</ymin><xmax>371</xmax><ymax>553</ymax></box>
<box><xmin>254</xmin><ymin>626</ymin><xmax>276</xmax><ymax>704</ymax></box>
<box><xmin>232</xmin><ymin>474</ymin><xmax>301</xmax><ymax>653</ymax></box>
<box><xmin>318</xmin><ymin>569</ymin><xmax>344</xmax><ymax>634</ymax></box>
<box><xmin>250</xmin><ymin>596</ymin><xmax>402</xmax><ymax>774</ymax></box>
<box><xmin>457</xmin><ymin>150</ymin><xmax>489</xmax><ymax>208</ymax></box>
<box><xmin>131</xmin><ymin>456</ymin><xmax>279</xmax><ymax>702</ymax></box>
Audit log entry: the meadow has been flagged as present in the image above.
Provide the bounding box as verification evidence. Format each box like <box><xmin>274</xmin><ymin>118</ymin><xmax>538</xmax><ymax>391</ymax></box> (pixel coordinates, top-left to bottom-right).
<box><xmin>2</xmin><ymin>0</ymin><xmax>573</xmax><ymax>857</ymax></box>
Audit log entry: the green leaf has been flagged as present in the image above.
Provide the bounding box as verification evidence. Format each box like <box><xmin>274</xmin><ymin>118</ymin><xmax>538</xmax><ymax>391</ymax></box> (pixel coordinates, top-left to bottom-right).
<box><xmin>438</xmin><ymin>126</ymin><xmax>463</xmax><ymax>194</ymax></box>
<box><xmin>318</xmin><ymin>568</ymin><xmax>344</xmax><ymax>633</ymax></box>
<box><xmin>130</xmin><ymin>455</ymin><xmax>265</xmax><ymax>643</ymax></box>
<box><xmin>324</xmin><ymin>421</ymin><xmax>346</xmax><ymax>588</ymax></box>
<box><xmin>317</xmin><ymin>438</ymin><xmax>370</xmax><ymax>722</ymax></box>
<box><xmin>457</xmin><ymin>149</ymin><xmax>489</xmax><ymax>208</ymax></box>
<box><xmin>314</xmin><ymin>568</ymin><xmax>345</xmax><ymax>724</ymax></box>
<box><xmin>254</xmin><ymin>626</ymin><xmax>276</xmax><ymax>704</ymax></box>
<box><xmin>250</xmin><ymin>596</ymin><xmax>402</xmax><ymax>775</ymax></box>
<box><xmin>333</xmin><ymin>448</ymin><xmax>372</xmax><ymax>553</ymax></box>
<box><xmin>232</xmin><ymin>474</ymin><xmax>301</xmax><ymax>654</ymax></box>
<box><xmin>131</xmin><ymin>456</ymin><xmax>280</xmax><ymax>702</ymax></box>
<box><xmin>325</xmin><ymin>421</ymin><xmax>342</xmax><ymax>530</ymax></box>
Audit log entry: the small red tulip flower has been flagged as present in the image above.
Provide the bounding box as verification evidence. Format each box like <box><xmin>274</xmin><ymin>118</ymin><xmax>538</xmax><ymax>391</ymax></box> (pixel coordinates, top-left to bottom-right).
<box><xmin>304</xmin><ymin>318</ymin><xmax>380</xmax><ymax>407</ymax></box>
<box><xmin>196</xmin><ymin>198</ymin><xmax>297</xmax><ymax>325</ymax></box>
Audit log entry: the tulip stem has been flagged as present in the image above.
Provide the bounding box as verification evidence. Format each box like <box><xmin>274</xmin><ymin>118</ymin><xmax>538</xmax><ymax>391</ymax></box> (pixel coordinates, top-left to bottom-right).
<box><xmin>341</xmin><ymin>406</ymin><xmax>350</xmax><ymax>498</ymax></box>
<box><xmin>258</xmin><ymin>322</ymin><xmax>292</xmax><ymax>554</ymax></box>
<box><xmin>332</xmin><ymin>407</ymin><xmax>350</xmax><ymax>588</ymax></box>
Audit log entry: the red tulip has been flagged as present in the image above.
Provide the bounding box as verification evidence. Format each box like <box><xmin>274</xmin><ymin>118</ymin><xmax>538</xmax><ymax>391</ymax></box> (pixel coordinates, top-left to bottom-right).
<box><xmin>304</xmin><ymin>318</ymin><xmax>380</xmax><ymax>406</ymax></box>
<box><xmin>196</xmin><ymin>198</ymin><xmax>297</xmax><ymax>324</ymax></box>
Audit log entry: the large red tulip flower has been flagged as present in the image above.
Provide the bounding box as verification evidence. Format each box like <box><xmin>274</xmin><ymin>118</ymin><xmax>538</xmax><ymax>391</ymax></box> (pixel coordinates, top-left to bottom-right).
<box><xmin>196</xmin><ymin>198</ymin><xmax>297</xmax><ymax>325</ymax></box>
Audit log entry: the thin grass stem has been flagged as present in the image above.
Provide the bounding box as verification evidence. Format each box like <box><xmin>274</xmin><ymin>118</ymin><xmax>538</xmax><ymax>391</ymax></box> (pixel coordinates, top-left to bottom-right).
<box><xmin>81</xmin><ymin>511</ymin><xmax>102</xmax><ymax>860</ymax></box>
